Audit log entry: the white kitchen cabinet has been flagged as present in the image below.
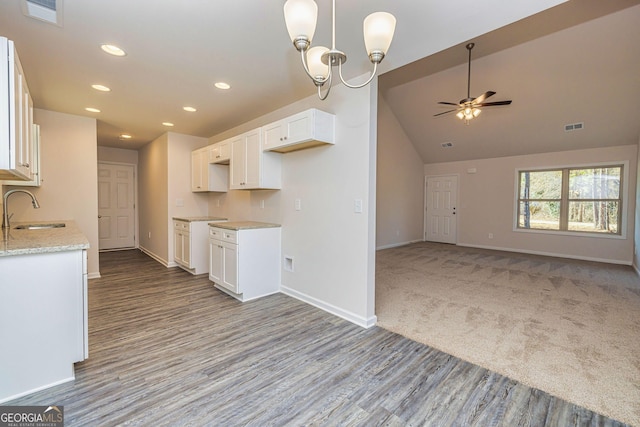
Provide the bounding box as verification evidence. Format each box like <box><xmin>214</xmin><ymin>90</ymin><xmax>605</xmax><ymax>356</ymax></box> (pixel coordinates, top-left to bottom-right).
<box><xmin>174</xmin><ymin>218</ymin><xmax>226</xmax><ymax>275</ymax></box>
<box><xmin>3</xmin><ymin>123</ymin><xmax>41</xmax><ymax>186</ymax></box>
<box><xmin>0</xmin><ymin>249</ymin><xmax>87</xmax><ymax>402</ymax></box>
<box><xmin>208</xmin><ymin>223</ymin><xmax>281</xmax><ymax>301</ymax></box>
<box><xmin>230</xmin><ymin>128</ymin><xmax>281</xmax><ymax>190</ymax></box>
<box><xmin>191</xmin><ymin>147</ymin><xmax>228</xmax><ymax>192</ymax></box>
<box><xmin>209</xmin><ymin>139</ymin><xmax>230</xmax><ymax>164</ymax></box>
<box><xmin>0</xmin><ymin>37</ymin><xmax>34</xmax><ymax>181</ymax></box>
<box><xmin>262</xmin><ymin>109</ymin><xmax>335</xmax><ymax>153</ymax></box>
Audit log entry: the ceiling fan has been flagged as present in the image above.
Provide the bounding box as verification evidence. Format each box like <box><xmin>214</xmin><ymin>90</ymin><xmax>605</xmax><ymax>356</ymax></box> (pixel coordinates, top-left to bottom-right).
<box><xmin>434</xmin><ymin>42</ymin><xmax>512</xmax><ymax>123</ymax></box>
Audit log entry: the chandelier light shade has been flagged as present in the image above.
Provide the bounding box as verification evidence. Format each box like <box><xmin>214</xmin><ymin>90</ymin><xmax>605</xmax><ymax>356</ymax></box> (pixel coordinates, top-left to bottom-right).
<box><xmin>284</xmin><ymin>0</ymin><xmax>396</xmax><ymax>100</ymax></box>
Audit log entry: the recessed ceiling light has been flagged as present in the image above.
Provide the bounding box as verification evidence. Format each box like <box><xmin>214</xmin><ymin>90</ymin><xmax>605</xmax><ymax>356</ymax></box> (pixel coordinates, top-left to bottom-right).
<box><xmin>162</xmin><ymin>122</ymin><xmax>174</xmax><ymax>127</ymax></box>
<box><xmin>183</xmin><ymin>106</ymin><xmax>197</xmax><ymax>112</ymax></box>
<box><xmin>119</xmin><ymin>134</ymin><xmax>132</xmax><ymax>140</ymax></box>
<box><xmin>85</xmin><ymin>107</ymin><xmax>100</xmax><ymax>113</ymax></box>
<box><xmin>91</xmin><ymin>84</ymin><xmax>111</xmax><ymax>92</ymax></box>
<box><xmin>101</xmin><ymin>44</ymin><xmax>126</xmax><ymax>57</ymax></box>
<box><xmin>214</xmin><ymin>82</ymin><xmax>231</xmax><ymax>90</ymax></box>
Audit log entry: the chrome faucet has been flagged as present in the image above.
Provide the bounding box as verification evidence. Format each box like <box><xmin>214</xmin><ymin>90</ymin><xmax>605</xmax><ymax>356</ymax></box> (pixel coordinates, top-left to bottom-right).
<box><xmin>2</xmin><ymin>189</ymin><xmax>40</xmax><ymax>229</ymax></box>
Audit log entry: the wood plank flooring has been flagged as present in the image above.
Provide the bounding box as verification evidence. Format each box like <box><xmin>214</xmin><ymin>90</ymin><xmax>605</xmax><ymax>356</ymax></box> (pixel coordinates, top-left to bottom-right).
<box><xmin>5</xmin><ymin>250</ymin><xmax>628</xmax><ymax>426</ymax></box>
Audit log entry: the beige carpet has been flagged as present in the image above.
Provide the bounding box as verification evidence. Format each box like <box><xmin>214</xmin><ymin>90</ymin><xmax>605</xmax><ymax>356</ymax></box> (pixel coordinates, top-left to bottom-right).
<box><xmin>375</xmin><ymin>242</ymin><xmax>640</xmax><ymax>426</ymax></box>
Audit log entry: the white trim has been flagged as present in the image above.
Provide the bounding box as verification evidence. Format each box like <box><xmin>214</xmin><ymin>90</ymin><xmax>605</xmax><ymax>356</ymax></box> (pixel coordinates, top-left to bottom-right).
<box><xmin>280</xmin><ymin>285</ymin><xmax>377</xmax><ymax>328</ymax></box>
<box><xmin>87</xmin><ymin>272</ymin><xmax>101</xmax><ymax>280</ymax></box>
<box><xmin>633</xmin><ymin>263</ymin><xmax>640</xmax><ymax>277</ymax></box>
<box><xmin>458</xmin><ymin>242</ymin><xmax>632</xmax><ymax>265</ymax></box>
<box><xmin>0</xmin><ymin>375</ymin><xmax>75</xmax><ymax>404</ymax></box>
<box><xmin>376</xmin><ymin>239</ymin><xmax>422</xmax><ymax>250</ymax></box>
<box><xmin>139</xmin><ymin>246</ymin><xmax>171</xmax><ymax>267</ymax></box>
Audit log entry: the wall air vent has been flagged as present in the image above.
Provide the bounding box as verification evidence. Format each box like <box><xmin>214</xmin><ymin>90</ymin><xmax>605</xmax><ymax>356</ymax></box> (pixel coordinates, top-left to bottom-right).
<box><xmin>441</xmin><ymin>142</ymin><xmax>454</xmax><ymax>148</ymax></box>
<box><xmin>564</xmin><ymin>122</ymin><xmax>584</xmax><ymax>132</ymax></box>
<box><xmin>21</xmin><ymin>0</ymin><xmax>63</xmax><ymax>26</ymax></box>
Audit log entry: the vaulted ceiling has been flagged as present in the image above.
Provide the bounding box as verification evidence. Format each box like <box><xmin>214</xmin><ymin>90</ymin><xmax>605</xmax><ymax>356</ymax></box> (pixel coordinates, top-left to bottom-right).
<box><xmin>0</xmin><ymin>0</ymin><xmax>638</xmax><ymax>163</ymax></box>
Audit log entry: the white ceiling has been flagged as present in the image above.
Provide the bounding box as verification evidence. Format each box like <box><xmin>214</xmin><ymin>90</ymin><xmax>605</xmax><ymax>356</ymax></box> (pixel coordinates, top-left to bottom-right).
<box><xmin>0</xmin><ymin>0</ymin><xmax>638</xmax><ymax>162</ymax></box>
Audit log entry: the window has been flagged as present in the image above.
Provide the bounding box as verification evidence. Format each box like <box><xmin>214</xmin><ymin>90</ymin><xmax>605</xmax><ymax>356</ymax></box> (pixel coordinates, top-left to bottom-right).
<box><xmin>517</xmin><ymin>165</ymin><xmax>622</xmax><ymax>235</ymax></box>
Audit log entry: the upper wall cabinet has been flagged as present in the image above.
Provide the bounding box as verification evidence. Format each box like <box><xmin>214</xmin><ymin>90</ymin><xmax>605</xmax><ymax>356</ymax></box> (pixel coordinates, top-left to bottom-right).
<box><xmin>262</xmin><ymin>109</ymin><xmax>335</xmax><ymax>153</ymax></box>
<box><xmin>0</xmin><ymin>37</ymin><xmax>34</xmax><ymax>181</ymax></box>
<box><xmin>230</xmin><ymin>128</ymin><xmax>281</xmax><ymax>190</ymax></box>
<box><xmin>209</xmin><ymin>139</ymin><xmax>230</xmax><ymax>164</ymax></box>
<box><xmin>192</xmin><ymin>147</ymin><xmax>228</xmax><ymax>192</ymax></box>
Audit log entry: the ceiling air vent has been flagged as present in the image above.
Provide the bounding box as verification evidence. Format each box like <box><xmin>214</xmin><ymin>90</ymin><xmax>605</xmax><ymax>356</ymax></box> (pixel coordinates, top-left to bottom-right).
<box><xmin>441</xmin><ymin>142</ymin><xmax>454</xmax><ymax>148</ymax></box>
<box><xmin>21</xmin><ymin>0</ymin><xmax>63</xmax><ymax>26</ymax></box>
<box><xmin>564</xmin><ymin>122</ymin><xmax>584</xmax><ymax>132</ymax></box>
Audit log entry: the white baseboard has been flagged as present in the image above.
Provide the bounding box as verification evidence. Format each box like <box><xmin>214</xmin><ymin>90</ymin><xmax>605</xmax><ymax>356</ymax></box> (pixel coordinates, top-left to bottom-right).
<box><xmin>280</xmin><ymin>285</ymin><xmax>377</xmax><ymax>328</ymax></box>
<box><xmin>0</xmin><ymin>375</ymin><xmax>75</xmax><ymax>404</ymax></box>
<box><xmin>88</xmin><ymin>272</ymin><xmax>101</xmax><ymax>280</ymax></box>
<box><xmin>139</xmin><ymin>246</ymin><xmax>171</xmax><ymax>267</ymax></box>
<box><xmin>458</xmin><ymin>243</ymin><xmax>633</xmax><ymax>266</ymax></box>
<box><xmin>633</xmin><ymin>263</ymin><xmax>640</xmax><ymax>276</ymax></box>
<box><xmin>376</xmin><ymin>239</ymin><xmax>423</xmax><ymax>250</ymax></box>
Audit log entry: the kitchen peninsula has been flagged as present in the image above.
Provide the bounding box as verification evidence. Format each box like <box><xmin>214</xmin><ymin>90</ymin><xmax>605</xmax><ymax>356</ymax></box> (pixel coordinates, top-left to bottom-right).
<box><xmin>0</xmin><ymin>220</ymin><xmax>89</xmax><ymax>402</ymax></box>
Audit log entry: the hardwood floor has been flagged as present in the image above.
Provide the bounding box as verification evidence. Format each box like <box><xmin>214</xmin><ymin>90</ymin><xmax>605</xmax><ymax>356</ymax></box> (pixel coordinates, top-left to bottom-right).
<box><xmin>5</xmin><ymin>250</ymin><xmax>628</xmax><ymax>426</ymax></box>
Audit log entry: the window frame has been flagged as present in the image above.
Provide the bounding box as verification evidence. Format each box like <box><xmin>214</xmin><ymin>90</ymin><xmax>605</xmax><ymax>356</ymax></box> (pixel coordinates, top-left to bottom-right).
<box><xmin>514</xmin><ymin>161</ymin><xmax>628</xmax><ymax>239</ymax></box>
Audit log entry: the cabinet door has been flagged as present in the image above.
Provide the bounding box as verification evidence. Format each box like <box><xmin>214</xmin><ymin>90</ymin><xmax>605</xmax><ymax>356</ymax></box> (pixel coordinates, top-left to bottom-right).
<box><xmin>182</xmin><ymin>231</ymin><xmax>191</xmax><ymax>267</ymax></box>
<box><xmin>209</xmin><ymin>239</ymin><xmax>223</xmax><ymax>284</ymax></box>
<box><xmin>221</xmin><ymin>241</ymin><xmax>239</xmax><ymax>293</ymax></box>
<box><xmin>229</xmin><ymin>135</ymin><xmax>246</xmax><ymax>189</ymax></box>
<box><xmin>284</xmin><ymin>110</ymin><xmax>312</xmax><ymax>144</ymax></box>
<box><xmin>262</xmin><ymin>121</ymin><xmax>284</xmax><ymax>151</ymax></box>
<box><xmin>243</xmin><ymin>130</ymin><xmax>261</xmax><ymax>188</ymax></box>
<box><xmin>191</xmin><ymin>151</ymin><xmax>204</xmax><ymax>191</ymax></box>
<box><xmin>174</xmin><ymin>229</ymin><xmax>184</xmax><ymax>264</ymax></box>
<box><xmin>12</xmin><ymin>60</ymin><xmax>29</xmax><ymax>179</ymax></box>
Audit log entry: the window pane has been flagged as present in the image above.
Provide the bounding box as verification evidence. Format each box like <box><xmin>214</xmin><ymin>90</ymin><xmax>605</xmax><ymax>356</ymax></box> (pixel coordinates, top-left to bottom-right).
<box><xmin>569</xmin><ymin>167</ymin><xmax>620</xmax><ymax>199</ymax></box>
<box><xmin>519</xmin><ymin>170</ymin><xmax>562</xmax><ymax>199</ymax></box>
<box><xmin>518</xmin><ymin>201</ymin><xmax>560</xmax><ymax>230</ymax></box>
<box><xmin>568</xmin><ymin>201</ymin><xmax>619</xmax><ymax>233</ymax></box>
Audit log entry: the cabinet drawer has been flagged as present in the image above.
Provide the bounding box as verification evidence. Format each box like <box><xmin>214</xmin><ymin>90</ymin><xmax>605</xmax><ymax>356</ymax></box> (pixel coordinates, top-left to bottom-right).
<box><xmin>210</xmin><ymin>227</ymin><xmax>237</xmax><ymax>243</ymax></box>
<box><xmin>221</xmin><ymin>230</ymin><xmax>237</xmax><ymax>244</ymax></box>
<box><xmin>209</xmin><ymin>227</ymin><xmax>222</xmax><ymax>239</ymax></box>
<box><xmin>174</xmin><ymin>220</ymin><xmax>189</xmax><ymax>231</ymax></box>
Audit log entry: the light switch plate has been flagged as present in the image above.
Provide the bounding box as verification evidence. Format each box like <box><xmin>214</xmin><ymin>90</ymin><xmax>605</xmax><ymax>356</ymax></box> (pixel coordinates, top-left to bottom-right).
<box><xmin>354</xmin><ymin>198</ymin><xmax>363</xmax><ymax>213</ymax></box>
<box><xmin>295</xmin><ymin>198</ymin><xmax>302</xmax><ymax>211</ymax></box>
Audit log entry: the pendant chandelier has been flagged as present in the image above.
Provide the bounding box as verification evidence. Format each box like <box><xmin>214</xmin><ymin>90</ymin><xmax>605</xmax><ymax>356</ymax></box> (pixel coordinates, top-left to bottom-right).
<box><xmin>283</xmin><ymin>0</ymin><xmax>396</xmax><ymax>100</ymax></box>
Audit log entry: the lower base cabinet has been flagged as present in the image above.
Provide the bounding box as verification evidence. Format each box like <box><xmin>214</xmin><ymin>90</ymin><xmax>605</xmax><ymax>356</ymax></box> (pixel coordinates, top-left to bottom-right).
<box><xmin>209</xmin><ymin>225</ymin><xmax>280</xmax><ymax>302</ymax></box>
<box><xmin>0</xmin><ymin>249</ymin><xmax>87</xmax><ymax>402</ymax></box>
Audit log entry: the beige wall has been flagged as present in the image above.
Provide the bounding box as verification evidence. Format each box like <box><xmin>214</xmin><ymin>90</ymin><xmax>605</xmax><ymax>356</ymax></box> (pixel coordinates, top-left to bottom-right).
<box><xmin>635</xmin><ymin>135</ymin><xmax>640</xmax><ymax>271</ymax></box>
<box><xmin>376</xmin><ymin>96</ymin><xmax>425</xmax><ymax>249</ymax></box>
<box><xmin>138</xmin><ymin>133</ymin><xmax>169</xmax><ymax>264</ymax></box>
<box><xmin>138</xmin><ymin>132</ymin><xmax>208</xmax><ymax>265</ymax></box>
<box><xmin>97</xmin><ymin>146</ymin><xmax>138</xmax><ymax>165</ymax></box>
<box><xmin>2</xmin><ymin>109</ymin><xmax>100</xmax><ymax>276</ymax></box>
<box><xmin>424</xmin><ymin>145</ymin><xmax>637</xmax><ymax>264</ymax></box>
<box><xmin>166</xmin><ymin>132</ymin><xmax>209</xmax><ymax>264</ymax></box>
<box><xmin>205</xmin><ymin>79</ymin><xmax>378</xmax><ymax>326</ymax></box>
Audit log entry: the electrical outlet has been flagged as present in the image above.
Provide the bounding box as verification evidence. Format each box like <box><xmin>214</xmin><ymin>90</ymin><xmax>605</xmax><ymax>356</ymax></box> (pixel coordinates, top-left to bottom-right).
<box><xmin>295</xmin><ymin>198</ymin><xmax>302</xmax><ymax>211</ymax></box>
<box><xmin>148</xmin><ymin>232</ymin><xmax>151</xmax><ymax>239</ymax></box>
<box><xmin>260</xmin><ymin>200</ymin><xmax>265</xmax><ymax>209</ymax></box>
<box><xmin>354</xmin><ymin>199</ymin><xmax>363</xmax><ymax>213</ymax></box>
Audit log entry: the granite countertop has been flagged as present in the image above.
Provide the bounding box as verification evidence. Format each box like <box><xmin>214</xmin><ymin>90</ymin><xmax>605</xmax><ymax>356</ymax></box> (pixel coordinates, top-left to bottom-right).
<box><xmin>0</xmin><ymin>220</ymin><xmax>90</xmax><ymax>257</ymax></box>
<box><xmin>209</xmin><ymin>221</ymin><xmax>281</xmax><ymax>230</ymax></box>
<box><xmin>173</xmin><ymin>216</ymin><xmax>228</xmax><ymax>222</ymax></box>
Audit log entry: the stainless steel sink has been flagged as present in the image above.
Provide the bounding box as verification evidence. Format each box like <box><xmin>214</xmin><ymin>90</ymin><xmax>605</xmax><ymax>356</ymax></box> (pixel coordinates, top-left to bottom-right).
<box><xmin>14</xmin><ymin>223</ymin><xmax>66</xmax><ymax>230</ymax></box>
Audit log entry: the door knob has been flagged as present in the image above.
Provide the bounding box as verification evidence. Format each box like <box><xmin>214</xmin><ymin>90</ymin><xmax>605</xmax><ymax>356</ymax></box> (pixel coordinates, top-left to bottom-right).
<box><xmin>98</xmin><ymin>215</ymin><xmax>102</xmax><ymax>218</ymax></box>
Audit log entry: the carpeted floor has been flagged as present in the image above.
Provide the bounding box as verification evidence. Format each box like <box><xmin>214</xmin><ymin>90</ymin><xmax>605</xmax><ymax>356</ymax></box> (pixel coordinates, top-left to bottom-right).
<box><xmin>375</xmin><ymin>241</ymin><xmax>640</xmax><ymax>426</ymax></box>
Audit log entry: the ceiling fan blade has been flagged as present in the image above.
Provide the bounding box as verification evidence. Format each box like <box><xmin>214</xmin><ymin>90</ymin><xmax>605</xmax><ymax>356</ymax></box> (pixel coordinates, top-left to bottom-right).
<box><xmin>472</xmin><ymin>91</ymin><xmax>496</xmax><ymax>104</ymax></box>
<box><xmin>438</xmin><ymin>101</ymin><xmax>460</xmax><ymax>106</ymax></box>
<box><xmin>477</xmin><ymin>100</ymin><xmax>512</xmax><ymax>107</ymax></box>
<box><xmin>433</xmin><ymin>109</ymin><xmax>457</xmax><ymax>117</ymax></box>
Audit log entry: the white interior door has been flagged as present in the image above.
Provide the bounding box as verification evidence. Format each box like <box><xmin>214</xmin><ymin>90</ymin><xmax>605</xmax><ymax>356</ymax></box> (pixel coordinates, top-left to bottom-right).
<box><xmin>98</xmin><ymin>163</ymin><xmax>135</xmax><ymax>250</ymax></box>
<box><xmin>425</xmin><ymin>175</ymin><xmax>458</xmax><ymax>244</ymax></box>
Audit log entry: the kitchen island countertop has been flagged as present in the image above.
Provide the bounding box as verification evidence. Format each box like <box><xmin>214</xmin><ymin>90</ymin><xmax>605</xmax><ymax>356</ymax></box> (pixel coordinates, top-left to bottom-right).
<box><xmin>0</xmin><ymin>220</ymin><xmax>89</xmax><ymax>257</ymax></box>
<box><xmin>208</xmin><ymin>221</ymin><xmax>281</xmax><ymax>230</ymax></box>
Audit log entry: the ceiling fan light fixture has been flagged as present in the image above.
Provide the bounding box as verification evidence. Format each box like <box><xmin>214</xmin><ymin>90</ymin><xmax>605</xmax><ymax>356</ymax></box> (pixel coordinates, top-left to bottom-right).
<box><xmin>473</xmin><ymin>108</ymin><xmax>481</xmax><ymax>118</ymax></box>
